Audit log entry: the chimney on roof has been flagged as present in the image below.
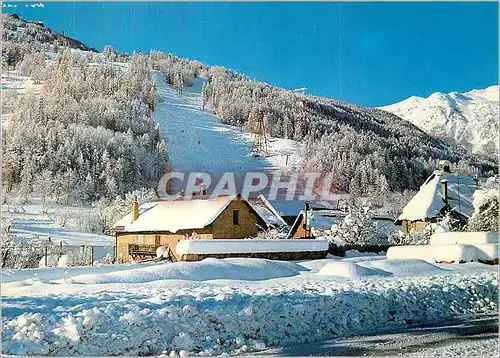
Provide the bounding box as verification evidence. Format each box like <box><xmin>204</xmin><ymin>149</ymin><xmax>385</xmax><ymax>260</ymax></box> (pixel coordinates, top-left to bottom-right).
<box><xmin>440</xmin><ymin>179</ymin><xmax>448</xmax><ymax>204</ymax></box>
<box><xmin>131</xmin><ymin>196</ymin><xmax>139</xmax><ymax>221</ymax></box>
<box><xmin>302</xmin><ymin>200</ymin><xmax>311</xmax><ymax>237</ymax></box>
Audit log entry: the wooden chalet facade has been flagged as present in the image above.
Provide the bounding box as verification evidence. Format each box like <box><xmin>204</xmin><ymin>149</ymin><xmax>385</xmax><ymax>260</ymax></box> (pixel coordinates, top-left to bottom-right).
<box><xmin>112</xmin><ymin>194</ymin><xmax>287</xmax><ymax>262</ymax></box>
<box><xmin>287</xmin><ymin>201</ymin><xmax>314</xmax><ymax>239</ymax></box>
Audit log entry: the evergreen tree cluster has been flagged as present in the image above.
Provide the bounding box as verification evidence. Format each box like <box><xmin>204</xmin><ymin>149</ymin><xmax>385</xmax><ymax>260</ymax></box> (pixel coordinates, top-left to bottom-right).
<box><xmin>3</xmin><ymin>48</ymin><xmax>169</xmax><ymax>203</ymax></box>
<box><xmin>149</xmin><ymin>50</ymin><xmax>207</xmax><ymax>93</ymax></box>
<box><xmin>152</xmin><ymin>51</ymin><xmax>495</xmax><ymax>195</ymax></box>
<box><xmin>2</xmin><ymin>13</ymin><xmax>97</xmax><ymax>68</ymax></box>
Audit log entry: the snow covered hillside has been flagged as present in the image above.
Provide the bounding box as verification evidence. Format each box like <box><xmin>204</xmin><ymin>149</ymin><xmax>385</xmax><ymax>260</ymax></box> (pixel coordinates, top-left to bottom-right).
<box><xmin>1</xmin><ymin>256</ymin><xmax>497</xmax><ymax>356</ymax></box>
<box><xmin>1</xmin><ymin>70</ymin><xmax>42</xmax><ymax>94</ymax></box>
<box><xmin>154</xmin><ymin>72</ymin><xmax>302</xmax><ymax>189</ymax></box>
<box><xmin>1</xmin><ymin>70</ymin><xmax>43</xmax><ymax>125</ymax></box>
<box><xmin>380</xmin><ymin>86</ymin><xmax>499</xmax><ymax>157</ymax></box>
<box><xmin>4</xmin><ymin>200</ymin><xmax>113</xmax><ymax>247</ymax></box>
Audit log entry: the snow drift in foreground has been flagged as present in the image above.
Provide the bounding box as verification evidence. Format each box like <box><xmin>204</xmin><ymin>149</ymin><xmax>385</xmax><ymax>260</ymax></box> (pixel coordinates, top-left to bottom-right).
<box><xmin>318</xmin><ymin>261</ymin><xmax>387</xmax><ymax>277</ymax></box>
<box><xmin>71</xmin><ymin>258</ymin><xmax>307</xmax><ymax>284</ymax></box>
<box><xmin>2</xmin><ymin>258</ymin><xmax>497</xmax><ymax>356</ymax></box>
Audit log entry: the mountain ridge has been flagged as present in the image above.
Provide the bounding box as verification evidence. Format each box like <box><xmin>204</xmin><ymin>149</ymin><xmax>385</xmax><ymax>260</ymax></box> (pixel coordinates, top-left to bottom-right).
<box><xmin>2</xmin><ymin>13</ymin><xmax>497</xmax><ymax>202</ymax></box>
<box><xmin>380</xmin><ymin>86</ymin><xmax>499</xmax><ymax>158</ymax></box>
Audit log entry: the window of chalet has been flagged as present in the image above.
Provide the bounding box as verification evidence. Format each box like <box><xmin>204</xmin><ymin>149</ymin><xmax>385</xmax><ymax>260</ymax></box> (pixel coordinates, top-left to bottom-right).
<box><xmin>233</xmin><ymin>210</ymin><xmax>239</xmax><ymax>225</ymax></box>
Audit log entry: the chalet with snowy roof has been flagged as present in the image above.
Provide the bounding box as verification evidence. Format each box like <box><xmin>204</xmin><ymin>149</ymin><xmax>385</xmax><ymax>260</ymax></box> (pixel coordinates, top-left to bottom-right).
<box><xmin>112</xmin><ymin>194</ymin><xmax>289</xmax><ymax>262</ymax></box>
<box><xmin>287</xmin><ymin>201</ymin><xmax>319</xmax><ymax>239</ymax></box>
<box><xmin>395</xmin><ymin>160</ymin><xmax>477</xmax><ymax>233</ymax></box>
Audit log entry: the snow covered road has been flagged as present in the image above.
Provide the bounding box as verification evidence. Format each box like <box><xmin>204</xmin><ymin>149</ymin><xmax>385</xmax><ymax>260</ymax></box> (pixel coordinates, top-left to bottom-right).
<box><xmin>257</xmin><ymin>314</ymin><xmax>498</xmax><ymax>356</ymax></box>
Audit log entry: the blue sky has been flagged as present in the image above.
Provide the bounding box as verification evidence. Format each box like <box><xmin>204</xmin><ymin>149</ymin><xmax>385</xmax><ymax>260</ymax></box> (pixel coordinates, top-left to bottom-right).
<box><xmin>5</xmin><ymin>2</ymin><xmax>498</xmax><ymax>106</ymax></box>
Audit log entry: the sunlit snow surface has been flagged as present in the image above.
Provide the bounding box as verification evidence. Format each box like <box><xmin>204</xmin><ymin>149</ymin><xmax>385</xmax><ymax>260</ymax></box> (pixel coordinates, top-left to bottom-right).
<box><xmin>2</xmin><ymin>255</ymin><xmax>497</xmax><ymax>356</ymax></box>
<box><xmin>154</xmin><ymin>72</ymin><xmax>302</xmax><ymax>193</ymax></box>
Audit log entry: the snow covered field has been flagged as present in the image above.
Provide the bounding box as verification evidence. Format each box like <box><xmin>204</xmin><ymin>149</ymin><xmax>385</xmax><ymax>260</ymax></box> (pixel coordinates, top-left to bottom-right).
<box><xmin>2</xmin><ymin>255</ymin><xmax>497</xmax><ymax>356</ymax></box>
<box><xmin>1</xmin><ymin>70</ymin><xmax>43</xmax><ymax>94</ymax></box>
<box><xmin>4</xmin><ymin>199</ymin><xmax>113</xmax><ymax>247</ymax></box>
<box><xmin>5</xmin><ymin>203</ymin><xmax>112</xmax><ymax>247</ymax></box>
<box><xmin>3</xmin><ymin>199</ymin><xmax>115</xmax><ymax>266</ymax></box>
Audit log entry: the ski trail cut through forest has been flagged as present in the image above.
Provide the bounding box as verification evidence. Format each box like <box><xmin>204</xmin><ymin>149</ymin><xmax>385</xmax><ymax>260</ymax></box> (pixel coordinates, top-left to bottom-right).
<box><xmin>154</xmin><ymin>71</ymin><xmax>277</xmax><ymax>190</ymax></box>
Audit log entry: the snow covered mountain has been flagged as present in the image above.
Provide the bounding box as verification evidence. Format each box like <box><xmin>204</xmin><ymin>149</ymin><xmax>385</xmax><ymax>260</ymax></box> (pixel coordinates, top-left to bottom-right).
<box><xmin>380</xmin><ymin>86</ymin><xmax>499</xmax><ymax>158</ymax></box>
<box><xmin>2</xmin><ymin>12</ymin><xmax>496</xmax><ymax>205</ymax></box>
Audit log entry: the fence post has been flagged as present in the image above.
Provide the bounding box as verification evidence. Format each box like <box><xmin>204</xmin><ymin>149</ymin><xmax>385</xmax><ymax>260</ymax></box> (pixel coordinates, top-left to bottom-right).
<box><xmin>90</xmin><ymin>246</ymin><xmax>94</xmax><ymax>266</ymax></box>
<box><xmin>44</xmin><ymin>246</ymin><xmax>48</xmax><ymax>267</ymax></box>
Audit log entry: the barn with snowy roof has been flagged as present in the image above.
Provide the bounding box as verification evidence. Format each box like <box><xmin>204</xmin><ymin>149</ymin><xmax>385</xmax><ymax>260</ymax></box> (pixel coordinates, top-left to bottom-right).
<box><xmin>395</xmin><ymin>160</ymin><xmax>478</xmax><ymax>233</ymax></box>
<box><xmin>112</xmin><ymin>194</ymin><xmax>291</xmax><ymax>262</ymax></box>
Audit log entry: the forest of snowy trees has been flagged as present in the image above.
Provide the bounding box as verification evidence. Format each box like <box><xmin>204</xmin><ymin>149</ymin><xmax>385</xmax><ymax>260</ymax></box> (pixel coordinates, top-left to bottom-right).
<box><xmin>3</xmin><ymin>49</ymin><xmax>169</xmax><ymax>203</ymax></box>
<box><xmin>2</xmin><ymin>14</ymin><xmax>169</xmax><ymax>204</ymax></box>
<box><xmin>2</xmin><ymin>13</ymin><xmax>497</xmax><ymax>207</ymax></box>
<box><xmin>203</xmin><ymin>67</ymin><xmax>498</xmax><ymax>194</ymax></box>
<box><xmin>150</xmin><ymin>51</ymin><xmax>496</xmax><ymax>196</ymax></box>
<box><xmin>2</xmin><ymin>13</ymin><xmax>97</xmax><ymax>68</ymax></box>
<box><xmin>149</xmin><ymin>50</ymin><xmax>207</xmax><ymax>93</ymax></box>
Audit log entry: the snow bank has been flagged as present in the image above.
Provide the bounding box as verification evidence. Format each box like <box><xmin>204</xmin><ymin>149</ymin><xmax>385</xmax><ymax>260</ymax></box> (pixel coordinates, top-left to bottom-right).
<box><xmin>176</xmin><ymin>238</ymin><xmax>328</xmax><ymax>255</ymax></box>
<box><xmin>387</xmin><ymin>245</ymin><xmax>477</xmax><ymax>263</ymax></box>
<box><xmin>38</xmin><ymin>255</ymin><xmax>58</xmax><ymax>268</ymax></box>
<box><xmin>474</xmin><ymin>244</ymin><xmax>499</xmax><ymax>261</ymax></box>
<box><xmin>430</xmin><ymin>232</ymin><xmax>498</xmax><ymax>245</ymax></box>
<box><xmin>387</xmin><ymin>242</ymin><xmax>498</xmax><ymax>263</ymax></box>
<box><xmin>357</xmin><ymin>259</ymin><xmax>446</xmax><ymax>276</ymax></box>
<box><xmin>296</xmin><ymin>258</ymin><xmax>341</xmax><ymax>271</ymax></box>
<box><xmin>71</xmin><ymin>258</ymin><xmax>304</xmax><ymax>284</ymax></box>
<box><xmin>317</xmin><ymin>261</ymin><xmax>381</xmax><ymax>278</ymax></box>
<box><xmin>2</xmin><ymin>271</ymin><xmax>496</xmax><ymax>356</ymax></box>
<box><xmin>435</xmin><ymin>245</ymin><xmax>476</xmax><ymax>263</ymax></box>
<box><xmin>1</xmin><ymin>263</ymin><xmax>153</xmax><ymax>284</ymax></box>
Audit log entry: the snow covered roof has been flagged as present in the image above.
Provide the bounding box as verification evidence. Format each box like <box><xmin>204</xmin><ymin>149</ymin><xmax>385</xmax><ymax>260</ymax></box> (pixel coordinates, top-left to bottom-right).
<box><xmin>265</xmin><ymin>199</ymin><xmax>303</xmax><ymax>217</ymax></box>
<box><xmin>113</xmin><ymin>195</ymin><xmax>287</xmax><ymax>234</ymax></box>
<box><xmin>397</xmin><ymin>170</ymin><xmax>476</xmax><ymax>222</ymax></box>
<box><xmin>247</xmin><ymin>195</ymin><xmax>288</xmax><ymax>229</ymax></box>
<box><xmin>113</xmin><ymin>196</ymin><xmax>236</xmax><ymax>234</ymax></box>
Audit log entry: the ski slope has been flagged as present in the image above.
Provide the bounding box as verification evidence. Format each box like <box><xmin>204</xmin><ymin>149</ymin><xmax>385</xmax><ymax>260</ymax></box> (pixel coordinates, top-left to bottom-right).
<box><xmin>154</xmin><ymin>72</ymin><xmax>302</xmax><ymax>193</ymax></box>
